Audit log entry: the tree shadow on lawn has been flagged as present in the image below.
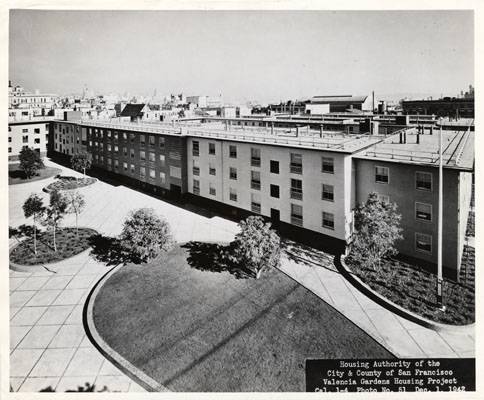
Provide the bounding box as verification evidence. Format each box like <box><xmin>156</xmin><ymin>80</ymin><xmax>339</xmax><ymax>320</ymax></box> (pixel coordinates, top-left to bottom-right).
<box><xmin>181</xmin><ymin>241</ymin><xmax>254</xmax><ymax>279</ymax></box>
<box><xmin>88</xmin><ymin>234</ymin><xmax>140</xmax><ymax>266</ymax></box>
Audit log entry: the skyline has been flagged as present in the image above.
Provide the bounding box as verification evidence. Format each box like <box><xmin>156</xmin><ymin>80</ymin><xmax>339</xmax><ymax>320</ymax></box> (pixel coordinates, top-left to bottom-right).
<box><xmin>9</xmin><ymin>10</ymin><xmax>474</xmax><ymax>104</ymax></box>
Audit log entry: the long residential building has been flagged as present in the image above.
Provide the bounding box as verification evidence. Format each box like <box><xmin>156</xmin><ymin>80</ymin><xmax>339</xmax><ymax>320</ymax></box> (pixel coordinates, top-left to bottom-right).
<box><xmin>50</xmin><ymin>116</ymin><xmax>474</xmax><ymax>280</ymax></box>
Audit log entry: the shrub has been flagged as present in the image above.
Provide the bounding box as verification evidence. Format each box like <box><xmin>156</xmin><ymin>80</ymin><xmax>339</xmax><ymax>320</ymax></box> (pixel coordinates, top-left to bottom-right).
<box><xmin>232</xmin><ymin>216</ymin><xmax>281</xmax><ymax>279</ymax></box>
<box><xmin>119</xmin><ymin>208</ymin><xmax>173</xmax><ymax>263</ymax></box>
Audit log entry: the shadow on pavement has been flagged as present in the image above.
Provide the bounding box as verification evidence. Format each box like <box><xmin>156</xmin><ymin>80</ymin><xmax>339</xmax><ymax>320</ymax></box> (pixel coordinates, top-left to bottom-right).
<box><xmin>38</xmin><ymin>383</ymin><xmax>109</xmax><ymax>392</ymax></box>
<box><xmin>182</xmin><ymin>241</ymin><xmax>253</xmax><ymax>279</ymax></box>
<box><xmin>88</xmin><ymin>234</ymin><xmax>136</xmax><ymax>266</ymax></box>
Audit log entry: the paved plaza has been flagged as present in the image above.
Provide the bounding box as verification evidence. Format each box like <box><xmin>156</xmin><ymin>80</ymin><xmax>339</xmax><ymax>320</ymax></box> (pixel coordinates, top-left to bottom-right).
<box><xmin>9</xmin><ymin>160</ymin><xmax>475</xmax><ymax>392</ymax></box>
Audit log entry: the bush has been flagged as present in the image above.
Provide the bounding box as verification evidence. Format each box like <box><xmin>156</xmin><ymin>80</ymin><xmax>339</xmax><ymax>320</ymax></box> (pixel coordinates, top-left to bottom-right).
<box><xmin>232</xmin><ymin>216</ymin><xmax>281</xmax><ymax>279</ymax></box>
<box><xmin>119</xmin><ymin>208</ymin><xmax>173</xmax><ymax>263</ymax></box>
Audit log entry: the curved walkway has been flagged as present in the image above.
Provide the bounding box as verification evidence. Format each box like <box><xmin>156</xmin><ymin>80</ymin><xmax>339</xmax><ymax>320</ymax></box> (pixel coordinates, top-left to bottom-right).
<box><xmin>9</xmin><ymin>160</ymin><xmax>474</xmax><ymax>392</ymax></box>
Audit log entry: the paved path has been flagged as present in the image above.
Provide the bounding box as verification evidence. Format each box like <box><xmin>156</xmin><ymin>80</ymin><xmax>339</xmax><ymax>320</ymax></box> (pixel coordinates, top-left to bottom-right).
<box><xmin>9</xmin><ymin>160</ymin><xmax>474</xmax><ymax>392</ymax></box>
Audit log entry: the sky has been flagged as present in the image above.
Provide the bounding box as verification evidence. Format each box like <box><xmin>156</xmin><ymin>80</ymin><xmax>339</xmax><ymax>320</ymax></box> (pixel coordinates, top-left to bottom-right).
<box><xmin>9</xmin><ymin>10</ymin><xmax>474</xmax><ymax>104</ymax></box>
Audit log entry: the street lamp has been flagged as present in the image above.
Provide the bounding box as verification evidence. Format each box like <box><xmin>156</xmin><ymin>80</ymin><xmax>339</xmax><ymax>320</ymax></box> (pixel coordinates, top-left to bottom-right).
<box><xmin>437</xmin><ymin>118</ymin><xmax>445</xmax><ymax>310</ymax></box>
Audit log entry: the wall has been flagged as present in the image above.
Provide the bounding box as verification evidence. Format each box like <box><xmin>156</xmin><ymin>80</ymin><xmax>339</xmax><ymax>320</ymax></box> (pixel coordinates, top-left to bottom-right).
<box><xmin>354</xmin><ymin>159</ymin><xmax>464</xmax><ymax>277</ymax></box>
<box><xmin>8</xmin><ymin>121</ymin><xmax>50</xmax><ymax>160</ymax></box>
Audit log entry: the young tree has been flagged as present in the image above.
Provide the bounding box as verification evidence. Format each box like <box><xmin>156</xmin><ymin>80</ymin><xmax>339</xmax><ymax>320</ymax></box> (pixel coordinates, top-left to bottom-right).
<box><xmin>43</xmin><ymin>190</ymin><xmax>69</xmax><ymax>252</ymax></box>
<box><xmin>232</xmin><ymin>216</ymin><xmax>281</xmax><ymax>279</ymax></box>
<box><xmin>349</xmin><ymin>192</ymin><xmax>403</xmax><ymax>270</ymax></box>
<box><xmin>18</xmin><ymin>147</ymin><xmax>44</xmax><ymax>179</ymax></box>
<box><xmin>120</xmin><ymin>208</ymin><xmax>173</xmax><ymax>263</ymax></box>
<box><xmin>71</xmin><ymin>153</ymin><xmax>92</xmax><ymax>177</ymax></box>
<box><xmin>22</xmin><ymin>194</ymin><xmax>45</xmax><ymax>255</ymax></box>
<box><xmin>67</xmin><ymin>191</ymin><xmax>86</xmax><ymax>235</ymax></box>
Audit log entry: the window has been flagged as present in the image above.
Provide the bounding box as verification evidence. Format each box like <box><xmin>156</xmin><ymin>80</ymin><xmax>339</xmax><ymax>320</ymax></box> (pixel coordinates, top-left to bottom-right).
<box><xmin>251</xmin><ymin>171</ymin><xmax>261</xmax><ymax>190</ymax></box>
<box><xmin>140</xmin><ymin>151</ymin><xmax>146</xmax><ymax>161</ymax></box>
<box><xmin>270</xmin><ymin>160</ymin><xmax>279</xmax><ymax>174</ymax></box>
<box><xmin>251</xmin><ymin>148</ymin><xmax>261</xmax><ymax>167</ymax></box>
<box><xmin>149</xmin><ymin>135</ymin><xmax>155</xmax><ymax>146</ymax></box>
<box><xmin>192</xmin><ymin>141</ymin><xmax>199</xmax><ymax>156</ymax></box>
<box><xmin>8</xmin><ymin>137</ymin><xmax>12</xmax><ymax>142</ymax></box>
<box><xmin>130</xmin><ymin>164</ymin><xmax>135</xmax><ymax>174</ymax></box>
<box><xmin>130</xmin><ymin>149</ymin><xmax>135</xmax><ymax>159</ymax></box>
<box><xmin>376</xmin><ymin>193</ymin><xmax>390</xmax><ymax>203</ymax></box>
<box><xmin>169</xmin><ymin>151</ymin><xmax>181</xmax><ymax>161</ymax></box>
<box><xmin>229</xmin><ymin>167</ymin><xmax>237</xmax><ymax>180</ymax></box>
<box><xmin>34</xmin><ymin>128</ymin><xmax>40</xmax><ymax>134</ymax></box>
<box><xmin>123</xmin><ymin>147</ymin><xmax>128</xmax><ymax>156</ymax></box>
<box><xmin>114</xmin><ymin>159</ymin><xmax>119</xmax><ymax>169</ymax></box>
<box><xmin>209</xmin><ymin>164</ymin><xmax>216</xmax><ymax>176</ymax></box>
<box><xmin>322</xmin><ymin>157</ymin><xmax>334</xmax><ymax>174</ymax></box>
<box><xmin>114</xmin><ymin>132</ymin><xmax>118</xmax><ymax>140</ymax></box>
<box><xmin>291</xmin><ymin>204</ymin><xmax>303</xmax><ymax>226</ymax></box>
<box><xmin>322</xmin><ymin>184</ymin><xmax>334</xmax><ymax>202</ymax></box>
<box><xmin>416</xmin><ymin>233</ymin><xmax>432</xmax><ymax>254</ymax></box>
<box><xmin>193</xmin><ymin>159</ymin><xmax>200</xmax><ymax>176</ymax></box>
<box><xmin>34</xmin><ymin>138</ymin><xmax>40</xmax><ymax>144</ymax></box>
<box><xmin>22</xmin><ymin>136</ymin><xmax>28</xmax><ymax>143</ymax></box>
<box><xmin>149</xmin><ymin>168</ymin><xmax>156</xmax><ymax>179</ymax></box>
<box><xmin>229</xmin><ymin>145</ymin><xmax>237</xmax><ymax>158</ymax></box>
<box><xmin>170</xmin><ymin>166</ymin><xmax>182</xmax><ymax>179</ymax></box>
<box><xmin>107</xmin><ymin>130</ymin><xmax>111</xmax><ymax>138</ymax></box>
<box><xmin>416</xmin><ymin>202</ymin><xmax>432</xmax><ymax>222</ymax></box>
<box><xmin>251</xmin><ymin>193</ymin><xmax>261</xmax><ymax>213</ymax></box>
<box><xmin>209</xmin><ymin>183</ymin><xmax>216</xmax><ymax>196</ymax></box>
<box><xmin>290</xmin><ymin>179</ymin><xmax>303</xmax><ymax>200</ymax></box>
<box><xmin>107</xmin><ymin>144</ymin><xmax>111</xmax><ymax>151</ymax></box>
<box><xmin>322</xmin><ymin>212</ymin><xmax>334</xmax><ymax>230</ymax></box>
<box><xmin>130</xmin><ymin>133</ymin><xmax>135</xmax><ymax>143</ymax></box>
<box><xmin>159</xmin><ymin>154</ymin><xmax>165</xmax><ymax>167</ymax></box>
<box><xmin>193</xmin><ymin>179</ymin><xmax>200</xmax><ymax>195</ymax></box>
<box><xmin>114</xmin><ymin>145</ymin><xmax>119</xmax><ymax>152</ymax></box>
<box><xmin>229</xmin><ymin>188</ymin><xmax>237</xmax><ymax>202</ymax></box>
<box><xmin>140</xmin><ymin>135</ymin><xmax>145</xmax><ymax>145</ymax></box>
<box><xmin>107</xmin><ymin>158</ymin><xmax>112</xmax><ymax>165</ymax></box>
<box><xmin>375</xmin><ymin>166</ymin><xmax>389</xmax><ymax>184</ymax></box>
<box><xmin>270</xmin><ymin>184</ymin><xmax>280</xmax><ymax>198</ymax></box>
<box><xmin>159</xmin><ymin>137</ymin><xmax>165</xmax><ymax>149</ymax></box>
<box><xmin>209</xmin><ymin>143</ymin><xmax>216</xmax><ymax>155</ymax></box>
<box><xmin>149</xmin><ymin>152</ymin><xmax>156</xmax><ymax>162</ymax></box>
<box><xmin>290</xmin><ymin>153</ymin><xmax>303</xmax><ymax>174</ymax></box>
<box><xmin>22</xmin><ymin>128</ymin><xmax>28</xmax><ymax>133</ymax></box>
<box><xmin>416</xmin><ymin>171</ymin><xmax>432</xmax><ymax>191</ymax></box>
<box><xmin>140</xmin><ymin>167</ymin><xmax>146</xmax><ymax>178</ymax></box>
<box><xmin>160</xmin><ymin>172</ymin><xmax>166</xmax><ymax>183</ymax></box>
<box><xmin>8</xmin><ymin>147</ymin><xmax>12</xmax><ymax>153</ymax></box>
<box><xmin>123</xmin><ymin>132</ymin><xmax>128</xmax><ymax>140</ymax></box>
<box><xmin>123</xmin><ymin>162</ymin><xmax>128</xmax><ymax>171</ymax></box>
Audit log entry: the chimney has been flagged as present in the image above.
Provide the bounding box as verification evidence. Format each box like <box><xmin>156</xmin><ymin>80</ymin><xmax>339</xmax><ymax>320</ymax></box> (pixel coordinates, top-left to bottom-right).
<box><xmin>372</xmin><ymin>91</ymin><xmax>375</xmax><ymax>112</ymax></box>
<box><xmin>295</xmin><ymin>126</ymin><xmax>299</xmax><ymax>137</ymax></box>
<box><xmin>399</xmin><ymin>132</ymin><xmax>403</xmax><ymax>144</ymax></box>
<box><xmin>430</xmin><ymin>126</ymin><xmax>433</xmax><ymax>135</ymax></box>
<box><xmin>403</xmin><ymin>130</ymin><xmax>407</xmax><ymax>144</ymax></box>
<box><xmin>320</xmin><ymin>124</ymin><xmax>323</xmax><ymax>138</ymax></box>
<box><xmin>417</xmin><ymin>133</ymin><xmax>420</xmax><ymax>144</ymax></box>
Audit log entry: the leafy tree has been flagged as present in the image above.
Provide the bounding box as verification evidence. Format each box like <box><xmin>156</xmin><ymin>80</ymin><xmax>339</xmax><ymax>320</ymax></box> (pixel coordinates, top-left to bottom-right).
<box><xmin>349</xmin><ymin>192</ymin><xmax>403</xmax><ymax>270</ymax></box>
<box><xmin>119</xmin><ymin>208</ymin><xmax>173</xmax><ymax>263</ymax></box>
<box><xmin>18</xmin><ymin>147</ymin><xmax>44</xmax><ymax>179</ymax></box>
<box><xmin>71</xmin><ymin>153</ymin><xmax>92</xmax><ymax>176</ymax></box>
<box><xmin>232</xmin><ymin>216</ymin><xmax>281</xmax><ymax>279</ymax></box>
<box><xmin>22</xmin><ymin>194</ymin><xmax>45</xmax><ymax>255</ymax></box>
<box><xmin>43</xmin><ymin>190</ymin><xmax>69</xmax><ymax>252</ymax></box>
<box><xmin>67</xmin><ymin>191</ymin><xmax>86</xmax><ymax>235</ymax></box>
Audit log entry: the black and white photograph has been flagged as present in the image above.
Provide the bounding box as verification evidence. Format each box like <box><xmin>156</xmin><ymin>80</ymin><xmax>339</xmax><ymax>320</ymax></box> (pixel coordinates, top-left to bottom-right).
<box><xmin>2</xmin><ymin>1</ymin><xmax>481</xmax><ymax>397</ymax></box>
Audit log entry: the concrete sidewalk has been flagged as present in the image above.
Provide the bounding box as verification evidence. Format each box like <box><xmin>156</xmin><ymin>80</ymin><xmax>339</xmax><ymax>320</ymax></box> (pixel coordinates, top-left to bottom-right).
<box><xmin>9</xmin><ymin>160</ymin><xmax>474</xmax><ymax>392</ymax></box>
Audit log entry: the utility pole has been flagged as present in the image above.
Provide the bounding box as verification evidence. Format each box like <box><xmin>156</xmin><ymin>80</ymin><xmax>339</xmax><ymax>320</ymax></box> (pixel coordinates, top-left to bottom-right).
<box><xmin>437</xmin><ymin>119</ymin><xmax>444</xmax><ymax>309</ymax></box>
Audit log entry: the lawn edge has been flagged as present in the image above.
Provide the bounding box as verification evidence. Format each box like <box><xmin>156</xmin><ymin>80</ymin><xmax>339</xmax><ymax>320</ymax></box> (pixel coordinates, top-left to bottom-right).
<box><xmin>9</xmin><ymin>227</ymin><xmax>98</xmax><ymax>272</ymax></box>
<box><xmin>83</xmin><ymin>262</ymin><xmax>170</xmax><ymax>393</ymax></box>
<box><xmin>337</xmin><ymin>254</ymin><xmax>475</xmax><ymax>334</ymax></box>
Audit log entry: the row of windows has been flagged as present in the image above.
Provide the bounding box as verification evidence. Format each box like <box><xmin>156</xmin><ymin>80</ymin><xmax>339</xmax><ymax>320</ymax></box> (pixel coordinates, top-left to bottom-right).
<box><xmin>86</xmin><ymin>130</ymin><xmax>166</xmax><ymax>148</ymax></box>
<box><xmin>375</xmin><ymin>167</ymin><xmax>433</xmax><ymax>191</ymax></box>
<box><xmin>192</xmin><ymin>180</ymin><xmax>336</xmax><ymax>230</ymax></box>
<box><xmin>192</xmin><ymin>141</ymin><xmax>336</xmax><ymax>174</ymax></box>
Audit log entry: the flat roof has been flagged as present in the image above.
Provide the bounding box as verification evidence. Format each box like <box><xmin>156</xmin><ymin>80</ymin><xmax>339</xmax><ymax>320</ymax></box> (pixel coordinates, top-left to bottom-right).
<box><xmin>354</xmin><ymin>128</ymin><xmax>474</xmax><ymax>170</ymax></box>
<box><xmin>67</xmin><ymin>119</ymin><xmax>383</xmax><ymax>153</ymax></box>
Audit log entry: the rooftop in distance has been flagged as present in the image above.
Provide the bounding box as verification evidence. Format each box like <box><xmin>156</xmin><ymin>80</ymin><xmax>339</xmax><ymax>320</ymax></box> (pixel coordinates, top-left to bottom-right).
<box><xmin>355</xmin><ymin>128</ymin><xmax>474</xmax><ymax>170</ymax></box>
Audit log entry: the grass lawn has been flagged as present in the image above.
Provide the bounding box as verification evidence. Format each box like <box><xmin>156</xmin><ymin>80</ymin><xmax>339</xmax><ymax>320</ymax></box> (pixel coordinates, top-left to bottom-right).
<box><xmin>346</xmin><ymin>247</ymin><xmax>475</xmax><ymax>325</ymax></box>
<box><xmin>9</xmin><ymin>163</ymin><xmax>61</xmax><ymax>185</ymax></box>
<box><xmin>44</xmin><ymin>176</ymin><xmax>97</xmax><ymax>192</ymax></box>
<box><xmin>93</xmin><ymin>244</ymin><xmax>393</xmax><ymax>392</ymax></box>
<box><xmin>10</xmin><ymin>227</ymin><xmax>98</xmax><ymax>265</ymax></box>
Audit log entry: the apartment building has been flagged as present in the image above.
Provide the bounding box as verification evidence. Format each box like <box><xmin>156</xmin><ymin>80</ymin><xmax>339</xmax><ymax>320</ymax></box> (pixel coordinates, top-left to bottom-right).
<box><xmin>8</xmin><ymin>118</ymin><xmax>52</xmax><ymax>161</ymax></box>
<box><xmin>49</xmin><ymin>117</ymin><xmax>474</xmax><ymax>279</ymax></box>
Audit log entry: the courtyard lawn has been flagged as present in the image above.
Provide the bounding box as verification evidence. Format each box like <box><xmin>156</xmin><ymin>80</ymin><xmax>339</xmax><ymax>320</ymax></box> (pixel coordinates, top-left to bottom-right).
<box><xmin>9</xmin><ymin>163</ymin><xmax>61</xmax><ymax>185</ymax></box>
<box><xmin>10</xmin><ymin>227</ymin><xmax>98</xmax><ymax>265</ymax></box>
<box><xmin>346</xmin><ymin>247</ymin><xmax>475</xmax><ymax>325</ymax></box>
<box><xmin>93</xmin><ymin>244</ymin><xmax>393</xmax><ymax>392</ymax></box>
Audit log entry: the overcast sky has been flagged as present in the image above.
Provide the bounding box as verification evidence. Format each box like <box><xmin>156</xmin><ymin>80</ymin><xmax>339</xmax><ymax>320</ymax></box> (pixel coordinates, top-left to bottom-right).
<box><xmin>9</xmin><ymin>10</ymin><xmax>474</xmax><ymax>103</ymax></box>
